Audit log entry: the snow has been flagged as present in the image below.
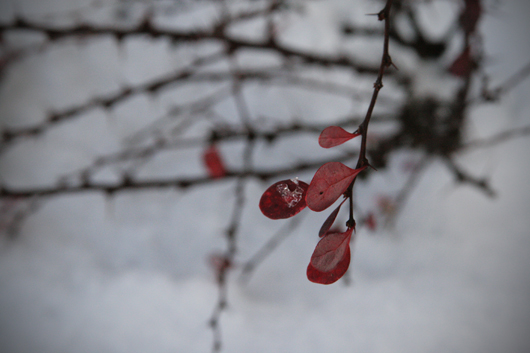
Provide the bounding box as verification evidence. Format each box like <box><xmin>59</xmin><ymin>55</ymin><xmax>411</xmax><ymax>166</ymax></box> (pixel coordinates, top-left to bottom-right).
<box><xmin>1</xmin><ymin>1</ymin><xmax>530</xmax><ymax>353</ymax></box>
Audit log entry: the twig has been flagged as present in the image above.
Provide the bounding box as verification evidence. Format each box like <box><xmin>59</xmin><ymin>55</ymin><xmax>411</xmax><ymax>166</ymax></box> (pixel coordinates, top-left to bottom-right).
<box><xmin>444</xmin><ymin>158</ymin><xmax>495</xmax><ymax>197</ymax></box>
<box><xmin>460</xmin><ymin>125</ymin><xmax>530</xmax><ymax>151</ymax></box>
<box><xmin>479</xmin><ymin>60</ymin><xmax>530</xmax><ymax>102</ymax></box>
<box><xmin>209</xmin><ymin>49</ymin><xmax>255</xmax><ymax>352</ymax></box>
<box><xmin>0</xmin><ymin>18</ymin><xmax>379</xmax><ymax>74</ymax></box>
<box><xmin>240</xmin><ymin>213</ymin><xmax>305</xmax><ymax>282</ymax></box>
<box><xmin>0</xmin><ymin>51</ymin><xmax>225</xmax><ymax>148</ymax></box>
<box><xmin>347</xmin><ymin>0</ymin><xmax>394</xmax><ymax>227</ymax></box>
<box><xmin>383</xmin><ymin>155</ymin><xmax>430</xmax><ymax>227</ymax></box>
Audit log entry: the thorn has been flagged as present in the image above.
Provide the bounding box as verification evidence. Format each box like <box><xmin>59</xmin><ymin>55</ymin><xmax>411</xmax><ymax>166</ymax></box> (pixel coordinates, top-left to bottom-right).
<box><xmin>384</xmin><ymin>54</ymin><xmax>393</xmax><ymax>68</ymax></box>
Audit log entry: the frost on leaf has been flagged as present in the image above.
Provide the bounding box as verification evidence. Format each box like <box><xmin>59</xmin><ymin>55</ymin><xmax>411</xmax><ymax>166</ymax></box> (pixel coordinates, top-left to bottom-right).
<box><xmin>306</xmin><ymin>162</ymin><xmax>366</xmax><ymax>212</ymax></box>
<box><xmin>318</xmin><ymin>126</ymin><xmax>360</xmax><ymax>148</ymax></box>
<box><xmin>307</xmin><ymin>228</ymin><xmax>353</xmax><ymax>284</ymax></box>
<box><xmin>276</xmin><ymin>179</ymin><xmax>304</xmax><ymax>208</ymax></box>
<box><xmin>203</xmin><ymin>144</ymin><xmax>226</xmax><ymax>179</ymax></box>
<box><xmin>259</xmin><ymin>178</ymin><xmax>309</xmax><ymax>219</ymax></box>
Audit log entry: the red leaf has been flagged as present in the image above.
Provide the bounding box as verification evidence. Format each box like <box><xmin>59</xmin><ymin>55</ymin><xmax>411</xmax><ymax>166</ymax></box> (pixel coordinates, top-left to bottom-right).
<box><xmin>318</xmin><ymin>126</ymin><xmax>360</xmax><ymax>148</ymax></box>
<box><xmin>203</xmin><ymin>145</ymin><xmax>226</xmax><ymax>179</ymax></box>
<box><xmin>306</xmin><ymin>162</ymin><xmax>366</xmax><ymax>212</ymax></box>
<box><xmin>364</xmin><ymin>212</ymin><xmax>376</xmax><ymax>231</ymax></box>
<box><xmin>318</xmin><ymin>198</ymin><xmax>347</xmax><ymax>237</ymax></box>
<box><xmin>259</xmin><ymin>178</ymin><xmax>309</xmax><ymax>219</ymax></box>
<box><xmin>449</xmin><ymin>47</ymin><xmax>472</xmax><ymax>77</ymax></box>
<box><xmin>307</xmin><ymin>228</ymin><xmax>353</xmax><ymax>284</ymax></box>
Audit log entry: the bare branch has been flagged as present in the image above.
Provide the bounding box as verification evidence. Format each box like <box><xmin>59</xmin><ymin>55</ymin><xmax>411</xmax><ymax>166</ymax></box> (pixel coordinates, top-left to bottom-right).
<box><xmin>461</xmin><ymin>125</ymin><xmax>530</xmax><ymax>151</ymax></box>
<box><xmin>444</xmin><ymin>158</ymin><xmax>495</xmax><ymax>197</ymax></box>
<box><xmin>240</xmin><ymin>213</ymin><xmax>305</xmax><ymax>282</ymax></box>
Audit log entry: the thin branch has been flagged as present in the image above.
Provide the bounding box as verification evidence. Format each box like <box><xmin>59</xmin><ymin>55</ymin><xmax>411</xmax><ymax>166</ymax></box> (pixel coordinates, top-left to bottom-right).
<box><xmin>382</xmin><ymin>155</ymin><xmax>430</xmax><ymax>227</ymax></box>
<box><xmin>0</xmin><ymin>51</ymin><xmax>225</xmax><ymax>147</ymax></box>
<box><xmin>0</xmin><ymin>150</ymin><xmax>360</xmax><ymax>199</ymax></box>
<box><xmin>460</xmin><ymin>125</ymin><xmax>530</xmax><ymax>151</ymax></box>
<box><xmin>479</xmin><ymin>60</ymin><xmax>530</xmax><ymax>102</ymax></box>
<box><xmin>239</xmin><ymin>213</ymin><xmax>305</xmax><ymax>282</ymax></box>
<box><xmin>444</xmin><ymin>158</ymin><xmax>495</xmax><ymax>197</ymax></box>
<box><xmin>347</xmin><ymin>0</ymin><xmax>394</xmax><ymax>227</ymax></box>
<box><xmin>356</xmin><ymin>0</ymin><xmax>394</xmax><ymax>170</ymax></box>
<box><xmin>0</xmin><ymin>18</ymin><xmax>379</xmax><ymax>74</ymax></box>
<box><xmin>0</xmin><ymin>67</ymin><xmax>390</xmax><ymax>150</ymax></box>
<box><xmin>0</xmin><ymin>197</ymin><xmax>41</xmax><ymax>238</ymax></box>
<box><xmin>209</xmin><ymin>43</ymin><xmax>255</xmax><ymax>352</ymax></box>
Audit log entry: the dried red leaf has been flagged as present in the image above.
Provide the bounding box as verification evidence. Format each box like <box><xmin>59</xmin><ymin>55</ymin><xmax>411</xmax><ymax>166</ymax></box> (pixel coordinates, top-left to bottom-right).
<box><xmin>377</xmin><ymin>195</ymin><xmax>396</xmax><ymax>216</ymax></box>
<box><xmin>203</xmin><ymin>145</ymin><xmax>226</xmax><ymax>179</ymax></box>
<box><xmin>307</xmin><ymin>228</ymin><xmax>353</xmax><ymax>284</ymax></box>
<box><xmin>318</xmin><ymin>198</ymin><xmax>347</xmax><ymax>237</ymax></box>
<box><xmin>318</xmin><ymin>126</ymin><xmax>360</xmax><ymax>148</ymax></box>
<box><xmin>208</xmin><ymin>253</ymin><xmax>232</xmax><ymax>284</ymax></box>
<box><xmin>306</xmin><ymin>162</ymin><xmax>366</xmax><ymax>212</ymax></box>
<box><xmin>209</xmin><ymin>253</ymin><xmax>232</xmax><ymax>271</ymax></box>
<box><xmin>259</xmin><ymin>178</ymin><xmax>309</xmax><ymax>219</ymax></box>
<box><xmin>449</xmin><ymin>47</ymin><xmax>472</xmax><ymax>77</ymax></box>
<box><xmin>364</xmin><ymin>212</ymin><xmax>376</xmax><ymax>231</ymax></box>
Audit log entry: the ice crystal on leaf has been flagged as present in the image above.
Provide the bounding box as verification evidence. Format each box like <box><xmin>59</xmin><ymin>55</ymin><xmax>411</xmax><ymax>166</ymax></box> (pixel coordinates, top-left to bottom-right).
<box><xmin>276</xmin><ymin>180</ymin><xmax>304</xmax><ymax>208</ymax></box>
<box><xmin>259</xmin><ymin>179</ymin><xmax>309</xmax><ymax>219</ymax></box>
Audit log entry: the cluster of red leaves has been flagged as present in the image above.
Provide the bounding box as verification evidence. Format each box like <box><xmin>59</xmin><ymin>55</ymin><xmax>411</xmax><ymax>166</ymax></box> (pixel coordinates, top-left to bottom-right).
<box><xmin>259</xmin><ymin>126</ymin><xmax>366</xmax><ymax>284</ymax></box>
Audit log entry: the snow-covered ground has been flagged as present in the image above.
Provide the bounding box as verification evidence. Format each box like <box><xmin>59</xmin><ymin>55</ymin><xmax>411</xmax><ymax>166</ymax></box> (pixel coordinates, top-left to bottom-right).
<box><xmin>1</xmin><ymin>1</ymin><xmax>530</xmax><ymax>352</ymax></box>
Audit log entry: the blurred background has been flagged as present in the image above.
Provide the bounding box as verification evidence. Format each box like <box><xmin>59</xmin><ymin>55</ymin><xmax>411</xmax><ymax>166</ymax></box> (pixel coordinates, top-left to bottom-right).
<box><xmin>1</xmin><ymin>0</ymin><xmax>530</xmax><ymax>352</ymax></box>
